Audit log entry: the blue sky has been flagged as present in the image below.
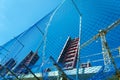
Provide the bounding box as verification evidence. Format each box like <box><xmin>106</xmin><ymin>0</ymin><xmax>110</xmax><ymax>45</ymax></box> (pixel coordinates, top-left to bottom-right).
<box><xmin>0</xmin><ymin>0</ymin><xmax>61</xmax><ymax>45</ymax></box>
<box><xmin>0</xmin><ymin>0</ymin><xmax>120</xmax><ymax>71</ymax></box>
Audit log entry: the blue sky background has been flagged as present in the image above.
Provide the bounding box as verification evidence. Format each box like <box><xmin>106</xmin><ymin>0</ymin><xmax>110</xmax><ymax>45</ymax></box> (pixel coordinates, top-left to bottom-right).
<box><xmin>0</xmin><ymin>0</ymin><xmax>61</xmax><ymax>45</ymax></box>
<box><xmin>0</xmin><ymin>0</ymin><xmax>120</xmax><ymax>73</ymax></box>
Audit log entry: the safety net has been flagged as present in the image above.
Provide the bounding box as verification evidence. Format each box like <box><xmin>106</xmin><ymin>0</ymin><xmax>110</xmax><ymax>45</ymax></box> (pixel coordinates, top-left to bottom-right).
<box><xmin>0</xmin><ymin>0</ymin><xmax>120</xmax><ymax>80</ymax></box>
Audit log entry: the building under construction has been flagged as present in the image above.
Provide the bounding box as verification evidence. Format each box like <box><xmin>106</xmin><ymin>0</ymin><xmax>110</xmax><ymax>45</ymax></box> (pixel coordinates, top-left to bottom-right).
<box><xmin>0</xmin><ymin>0</ymin><xmax>120</xmax><ymax>80</ymax></box>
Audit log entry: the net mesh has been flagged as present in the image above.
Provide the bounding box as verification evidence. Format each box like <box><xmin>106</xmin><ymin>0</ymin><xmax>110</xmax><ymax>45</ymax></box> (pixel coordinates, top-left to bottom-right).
<box><xmin>0</xmin><ymin>0</ymin><xmax>120</xmax><ymax>80</ymax></box>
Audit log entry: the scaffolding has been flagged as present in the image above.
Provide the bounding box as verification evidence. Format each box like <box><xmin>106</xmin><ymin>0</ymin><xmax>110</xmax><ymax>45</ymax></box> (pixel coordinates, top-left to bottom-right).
<box><xmin>0</xmin><ymin>0</ymin><xmax>120</xmax><ymax>80</ymax></box>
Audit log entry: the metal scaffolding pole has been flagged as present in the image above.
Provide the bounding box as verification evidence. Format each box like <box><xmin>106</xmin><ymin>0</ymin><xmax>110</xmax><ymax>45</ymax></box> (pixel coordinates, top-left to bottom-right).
<box><xmin>0</xmin><ymin>73</ymin><xmax>8</xmax><ymax>80</ymax></box>
<box><xmin>71</xmin><ymin>0</ymin><xmax>82</xmax><ymax>80</ymax></box>
<box><xmin>50</xmin><ymin>56</ymin><xmax>68</xmax><ymax>80</ymax></box>
<box><xmin>22</xmin><ymin>64</ymin><xmax>40</xmax><ymax>80</ymax></box>
<box><xmin>41</xmin><ymin>1</ymin><xmax>66</xmax><ymax>79</ymax></box>
<box><xmin>4</xmin><ymin>66</ymin><xmax>21</xmax><ymax>80</ymax></box>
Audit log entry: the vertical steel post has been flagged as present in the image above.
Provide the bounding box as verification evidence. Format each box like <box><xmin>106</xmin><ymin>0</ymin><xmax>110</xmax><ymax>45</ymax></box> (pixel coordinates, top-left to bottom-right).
<box><xmin>71</xmin><ymin>0</ymin><xmax>82</xmax><ymax>80</ymax></box>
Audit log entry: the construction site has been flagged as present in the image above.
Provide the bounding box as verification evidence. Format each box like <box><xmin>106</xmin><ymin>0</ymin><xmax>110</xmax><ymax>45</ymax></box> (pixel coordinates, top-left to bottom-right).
<box><xmin>0</xmin><ymin>0</ymin><xmax>120</xmax><ymax>80</ymax></box>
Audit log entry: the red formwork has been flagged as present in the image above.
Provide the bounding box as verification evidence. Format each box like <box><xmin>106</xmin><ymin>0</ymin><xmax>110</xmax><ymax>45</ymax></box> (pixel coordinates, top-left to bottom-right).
<box><xmin>58</xmin><ymin>37</ymin><xmax>79</xmax><ymax>70</ymax></box>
